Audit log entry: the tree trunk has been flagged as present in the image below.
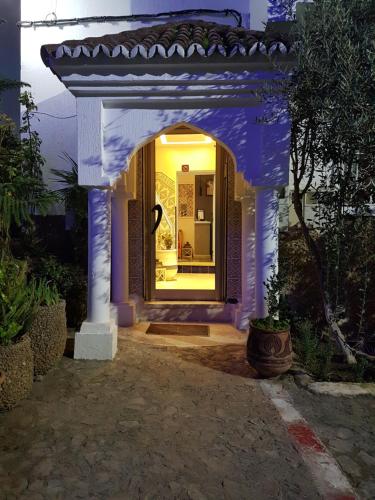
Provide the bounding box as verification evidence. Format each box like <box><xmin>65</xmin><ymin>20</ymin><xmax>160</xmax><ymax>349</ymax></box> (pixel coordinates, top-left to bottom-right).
<box><xmin>292</xmin><ymin>192</ymin><xmax>357</xmax><ymax>365</ymax></box>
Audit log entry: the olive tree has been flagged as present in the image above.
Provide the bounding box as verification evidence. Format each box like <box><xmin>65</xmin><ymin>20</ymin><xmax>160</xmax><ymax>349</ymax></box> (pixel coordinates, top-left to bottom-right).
<box><xmin>288</xmin><ymin>0</ymin><xmax>375</xmax><ymax>363</ymax></box>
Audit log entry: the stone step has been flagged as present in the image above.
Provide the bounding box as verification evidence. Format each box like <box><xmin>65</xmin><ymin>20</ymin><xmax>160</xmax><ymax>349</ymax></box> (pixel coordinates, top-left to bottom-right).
<box><xmin>138</xmin><ymin>301</ymin><xmax>235</xmax><ymax>323</ymax></box>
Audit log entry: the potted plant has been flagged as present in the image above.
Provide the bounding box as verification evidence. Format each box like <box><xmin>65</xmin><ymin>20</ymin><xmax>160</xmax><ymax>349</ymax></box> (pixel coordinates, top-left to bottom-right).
<box><xmin>28</xmin><ymin>281</ymin><xmax>67</xmax><ymax>376</ymax></box>
<box><xmin>162</xmin><ymin>231</ymin><xmax>173</xmax><ymax>250</ymax></box>
<box><xmin>0</xmin><ymin>257</ymin><xmax>38</xmax><ymax>411</ymax></box>
<box><xmin>247</xmin><ymin>265</ymin><xmax>293</xmax><ymax>377</ymax></box>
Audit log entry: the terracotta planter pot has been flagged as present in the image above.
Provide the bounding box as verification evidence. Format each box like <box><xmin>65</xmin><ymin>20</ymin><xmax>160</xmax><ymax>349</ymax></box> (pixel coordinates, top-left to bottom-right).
<box><xmin>28</xmin><ymin>300</ymin><xmax>67</xmax><ymax>376</ymax></box>
<box><xmin>0</xmin><ymin>335</ymin><xmax>34</xmax><ymax>411</ymax></box>
<box><xmin>247</xmin><ymin>322</ymin><xmax>293</xmax><ymax>378</ymax></box>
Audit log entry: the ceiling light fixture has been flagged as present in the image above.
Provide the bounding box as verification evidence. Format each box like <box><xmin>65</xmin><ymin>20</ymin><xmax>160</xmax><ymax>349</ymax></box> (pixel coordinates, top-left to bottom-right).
<box><xmin>160</xmin><ymin>134</ymin><xmax>213</xmax><ymax>145</ymax></box>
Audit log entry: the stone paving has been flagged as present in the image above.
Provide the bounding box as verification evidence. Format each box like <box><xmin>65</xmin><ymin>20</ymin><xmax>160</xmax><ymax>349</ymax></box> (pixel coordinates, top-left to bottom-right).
<box><xmin>283</xmin><ymin>377</ymin><xmax>375</xmax><ymax>500</ymax></box>
<box><xmin>0</xmin><ymin>330</ymin><xmax>323</xmax><ymax>500</ymax></box>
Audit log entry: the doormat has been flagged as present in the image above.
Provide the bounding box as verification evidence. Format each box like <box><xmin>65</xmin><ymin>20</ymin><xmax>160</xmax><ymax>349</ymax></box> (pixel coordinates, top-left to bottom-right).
<box><xmin>146</xmin><ymin>323</ymin><xmax>210</xmax><ymax>336</ymax></box>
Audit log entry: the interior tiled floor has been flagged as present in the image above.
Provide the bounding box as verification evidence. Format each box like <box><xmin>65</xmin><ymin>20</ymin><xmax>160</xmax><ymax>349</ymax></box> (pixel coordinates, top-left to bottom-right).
<box><xmin>178</xmin><ymin>261</ymin><xmax>215</xmax><ymax>266</ymax></box>
<box><xmin>156</xmin><ymin>272</ymin><xmax>215</xmax><ymax>290</ymax></box>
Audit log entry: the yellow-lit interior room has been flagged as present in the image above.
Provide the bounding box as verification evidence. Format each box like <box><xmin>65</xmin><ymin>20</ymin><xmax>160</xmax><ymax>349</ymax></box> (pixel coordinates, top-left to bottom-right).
<box><xmin>154</xmin><ymin>130</ymin><xmax>216</xmax><ymax>291</ymax></box>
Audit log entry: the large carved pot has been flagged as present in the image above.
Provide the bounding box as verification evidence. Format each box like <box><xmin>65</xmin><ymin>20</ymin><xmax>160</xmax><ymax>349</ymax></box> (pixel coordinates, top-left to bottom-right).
<box><xmin>247</xmin><ymin>322</ymin><xmax>293</xmax><ymax>378</ymax></box>
<box><xmin>28</xmin><ymin>300</ymin><xmax>67</xmax><ymax>376</ymax></box>
<box><xmin>0</xmin><ymin>335</ymin><xmax>34</xmax><ymax>411</ymax></box>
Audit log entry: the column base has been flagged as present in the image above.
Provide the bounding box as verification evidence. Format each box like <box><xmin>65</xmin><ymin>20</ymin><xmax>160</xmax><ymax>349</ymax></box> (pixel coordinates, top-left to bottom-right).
<box><xmin>74</xmin><ymin>320</ymin><xmax>118</xmax><ymax>360</ymax></box>
<box><xmin>234</xmin><ymin>306</ymin><xmax>251</xmax><ymax>331</ymax></box>
<box><xmin>111</xmin><ymin>301</ymin><xmax>136</xmax><ymax>327</ymax></box>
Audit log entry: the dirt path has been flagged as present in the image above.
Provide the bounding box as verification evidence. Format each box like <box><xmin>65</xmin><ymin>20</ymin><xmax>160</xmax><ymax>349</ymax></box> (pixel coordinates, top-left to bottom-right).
<box><xmin>0</xmin><ymin>337</ymin><xmax>322</xmax><ymax>500</ymax></box>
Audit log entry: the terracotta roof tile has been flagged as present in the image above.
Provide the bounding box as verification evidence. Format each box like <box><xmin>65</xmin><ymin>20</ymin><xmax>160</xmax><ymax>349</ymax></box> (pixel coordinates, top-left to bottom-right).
<box><xmin>41</xmin><ymin>20</ymin><xmax>295</xmax><ymax>64</ymax></box>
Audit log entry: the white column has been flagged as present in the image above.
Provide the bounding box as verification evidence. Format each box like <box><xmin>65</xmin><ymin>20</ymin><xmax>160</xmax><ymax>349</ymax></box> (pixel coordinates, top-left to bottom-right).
<box><xmin>255</xmin><ymin>187</ymin><xmax>279</xmax><ymax>318</ymax></box>
<box><xmin>75</xmin><ymin>187</ymin><xmax>118</xmax><ymax>360</ymax></box>
<box><xmin>236</xmin><ymin>190</ymin><xmax>256</xmax><ymax>330</ymax></box>
<box><xmin>111</xmin><ymin>189</ymin><xmax>135</xmax><ymax>327</ymax></box>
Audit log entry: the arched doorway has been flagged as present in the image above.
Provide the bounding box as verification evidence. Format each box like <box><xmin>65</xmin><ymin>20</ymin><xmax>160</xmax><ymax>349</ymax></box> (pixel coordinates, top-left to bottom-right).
<box><xmin>123</xmin><ymin>122</ymin><xmax>242</xmax><ymax>305</ymax></box>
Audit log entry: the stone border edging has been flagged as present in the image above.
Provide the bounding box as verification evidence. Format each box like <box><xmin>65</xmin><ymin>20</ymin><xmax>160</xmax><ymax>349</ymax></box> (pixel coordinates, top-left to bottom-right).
<box><xmin>261</xmin><ymin>381</ymin><xmax>356</xmax><ymax>500</ymax></box>
<box><xmin>307</xmin><ymin>381</ymin><xmax>375</xmax><ymax>397</ymax></box>
<box><xmin>290</xmin><ymin>369</ymin><xmax>375</xmax><ymax>397</ymax></box>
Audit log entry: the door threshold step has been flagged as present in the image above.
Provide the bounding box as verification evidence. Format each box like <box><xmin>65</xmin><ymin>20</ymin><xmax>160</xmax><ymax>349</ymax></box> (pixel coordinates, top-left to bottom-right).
<box><xmin>144</xmin><ymin>301</ymin><xmax>225</xmax><ymax>306</ymax></box>
<box><xmin>139</xmin><ymin>301</ymin><xmax>236</xmax><ymax>323</ymax></box>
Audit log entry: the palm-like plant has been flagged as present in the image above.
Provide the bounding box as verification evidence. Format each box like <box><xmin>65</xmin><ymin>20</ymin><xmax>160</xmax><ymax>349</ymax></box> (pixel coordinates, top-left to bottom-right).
<box><xmin>0</xmin><ymin>77</ymin><xmax>28</xmax><ymax>94</ymax></box>
<box><xmin>52</xmin><ymin>153</ymin><xmax>88</xmax><ymax>267</ymax></box>
<box><xmin>51</xmin><ymin>153</ymin><xmax>88</xmax><ymax>222</ymax></box>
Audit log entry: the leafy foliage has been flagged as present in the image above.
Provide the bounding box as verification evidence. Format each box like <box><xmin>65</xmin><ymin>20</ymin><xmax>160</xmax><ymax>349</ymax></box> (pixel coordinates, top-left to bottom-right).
<box><xmin>52</xmin><ymin>154</ymin><xmax>88</xmax><ymax>267</ymax></box>
<box><xmin>0</xmin><ymin>91</ymin><xmax>56</xmax><ymax>243</ymax></box>
<box><xmin>351</xmin><ymin>357</ymin><xmax>369</xmax><ymax>383</ymax></box>
<box><xmin>252</xmin><ymin>264</ymin><xmax>290</xmax><ymax>332</ymax></box>
<box><xmin>293</xmin><ymin>320</ymin><xmax>333</xmax><ymax>380</ymax></box>
<box><xmin>34</xmin><ymin>279</ymin><xmax>60</xmax><ymax>307</ymax></box>
<box><xmin>0</xmin><ymin>256</ymin><xmax>39</xmax><ymax>346</ymax></box>
<box><xmin>0</xmin><ymin>78</ymin><xmax>28</xmax><ymax>95</ymax></box>
<box><xmin>33</xmin><ymin>256</ymin><xmax>87</xmax><ymax>328</ymax></box>
<box><xmin>286</xmin><ymin>0</ymin><xmax>375</xmax><ymax>363</ymax></box>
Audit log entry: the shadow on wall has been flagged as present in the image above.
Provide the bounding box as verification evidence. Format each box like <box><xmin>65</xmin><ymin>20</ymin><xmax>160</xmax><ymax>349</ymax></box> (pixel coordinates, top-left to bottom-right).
<box><xmin>103</xmin><ymin>92</ymin><xmax>290</xmax><ymax>188</ymax></box>
<box><xmin>268</xmin><ymin>0</ymin><xmax>297</xmax><ymax>21</ymax></box>
<box><xmin>28</xmin><ymin>90</ymin><xmax>77</xmax><ymax>193</ymax></box>
<box><xmin>88</xmin><ymin>189</ymin><xmax>111</xmax><ymax>318</ymax></box>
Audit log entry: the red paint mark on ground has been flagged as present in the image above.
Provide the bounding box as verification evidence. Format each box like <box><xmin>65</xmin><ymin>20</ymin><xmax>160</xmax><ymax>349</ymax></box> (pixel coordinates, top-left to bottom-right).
<box><xmin>288</xmin><ymin>423</ymin><xmax>325</xmax><ymax>453</ymax></box>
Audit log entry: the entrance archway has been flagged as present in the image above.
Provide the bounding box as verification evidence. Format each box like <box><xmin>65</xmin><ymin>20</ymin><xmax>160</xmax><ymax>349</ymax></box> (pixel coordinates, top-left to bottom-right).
<box><xmin>112</xmin><ymin>122</ymin><xmax>243</xmax><ymax>314</ymax></box>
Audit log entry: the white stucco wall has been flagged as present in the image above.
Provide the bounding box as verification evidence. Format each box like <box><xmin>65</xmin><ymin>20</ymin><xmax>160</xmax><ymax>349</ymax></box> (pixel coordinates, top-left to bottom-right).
<box><xmin>20</xmin><ymin>0</ymin><xmax>274</xmax><ymax>202</ymax></box>
<box><xmin>99</xmin><ymin>101</ymin><xmax>289</xmax><ymax>188</ymax></box>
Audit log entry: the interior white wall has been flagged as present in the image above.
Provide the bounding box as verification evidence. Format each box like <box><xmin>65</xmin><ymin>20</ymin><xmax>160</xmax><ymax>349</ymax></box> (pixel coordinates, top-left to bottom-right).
<box><xmin>155</xmin><ymin>135</ymin><xmax>216</xmax><ymax>256</ymax></box>
<box><xmin>20</xmin><ymin>0</ymin><xmax>271</xmax><ymax>200</ymax></box>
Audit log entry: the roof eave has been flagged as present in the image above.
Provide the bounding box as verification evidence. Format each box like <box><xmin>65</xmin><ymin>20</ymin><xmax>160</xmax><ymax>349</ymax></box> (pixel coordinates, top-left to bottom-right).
<box><xmin>44</xmin><ymin>54</ymin><xmax>295</xmax><ymax>81</ymax></box>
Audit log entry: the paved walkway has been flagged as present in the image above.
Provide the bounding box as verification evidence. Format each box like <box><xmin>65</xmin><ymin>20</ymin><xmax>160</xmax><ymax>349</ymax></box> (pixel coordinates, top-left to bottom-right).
<box><xmin>0</xmin><ymin>327</ymin><xmax>323</xmax><ymax>499</ymax></box>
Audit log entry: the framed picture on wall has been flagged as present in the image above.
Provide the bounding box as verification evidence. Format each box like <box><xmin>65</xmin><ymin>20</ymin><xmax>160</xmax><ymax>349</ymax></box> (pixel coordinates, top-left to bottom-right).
<box><xmin>178</xmin><ymin>184</ymin><xmax>193</xmax><ymax>217</ymax></box>
<box><xmin>197</xmin><ymin>209</ymin><xmax>205</xmax><ymax>220</ymax></box>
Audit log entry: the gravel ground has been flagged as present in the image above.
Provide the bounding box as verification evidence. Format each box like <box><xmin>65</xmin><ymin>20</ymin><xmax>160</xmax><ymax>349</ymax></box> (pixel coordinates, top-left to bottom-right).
<box><xmin>283</xmin><ymin>377</ymin><xmax>375</xmax><ymax>500</ymax></box>
<box><xmin>0</xmin><ymin>336</ymin><xmax>322</xmax><ymax>500</ymax></box>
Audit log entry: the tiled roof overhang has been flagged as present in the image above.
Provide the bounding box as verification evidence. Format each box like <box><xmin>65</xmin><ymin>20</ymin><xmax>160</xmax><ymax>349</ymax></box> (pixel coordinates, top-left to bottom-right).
<box><xmin>41</xmin><ymin>20</ymin><xmax>295</xmax><ymax>67</ymax></box>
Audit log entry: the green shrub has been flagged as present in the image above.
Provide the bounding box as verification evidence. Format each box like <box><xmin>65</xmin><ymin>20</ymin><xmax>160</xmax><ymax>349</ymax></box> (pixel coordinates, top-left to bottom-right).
<box><xmin>0</xmin><ymin>257</ymin><xmax>39</xmax><ymax>346</ymax></box>
<box><xmin>33</xmin><ymin>256</ymin><xmax>87</xmax><ymax>328</ymax></box>
<box><xmin>293</xmin><ymin>320</ymin><xmax>333</xmax><ymax>380</ymax></box>
<box><xmin>252</xmin><ymin>264</ymin><xmax>290</xmax><ymax>332</ymax></box>
<box><xmin>351</xmin><ymin>358</ymin><xmax>369</xmax><ymax>383</ymax></box>
<box><xmin>0</xmin><ymin>93</ymin><xmax>56</xmax><ymax>248</ymax></box>
<box><xmin>64</xmin><ymin>270</ymin><xmax>87</xmax><ymax>329</ymax></box>
<box><xmin>35</xmin><ymin>280</ymin><xmax>60</xmax><ymax>307</ymax></box>
<box><xmin>252</xmin><ymin>317</ymin><xmax>290</xmax><ymax>332</ymax></box>
<box><xmin>279</xmin><ymin>230</ymin><xmax>324</xmax><ymax>324</ymax></box>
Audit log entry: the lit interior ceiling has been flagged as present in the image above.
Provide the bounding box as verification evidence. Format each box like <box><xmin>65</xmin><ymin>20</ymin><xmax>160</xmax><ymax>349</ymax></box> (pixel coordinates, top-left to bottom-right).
<box><xmin>159</xmin><ymin>134</ymin><xmax>213</xmax><ymax>145</ymax></box>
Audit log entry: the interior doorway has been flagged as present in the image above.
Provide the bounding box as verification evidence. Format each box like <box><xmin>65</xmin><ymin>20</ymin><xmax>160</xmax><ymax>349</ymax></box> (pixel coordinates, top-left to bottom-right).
<box><xmin>143</xmin><ymin>124</ymin><xmax>227</xmax><ymax>301</ymax></box>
